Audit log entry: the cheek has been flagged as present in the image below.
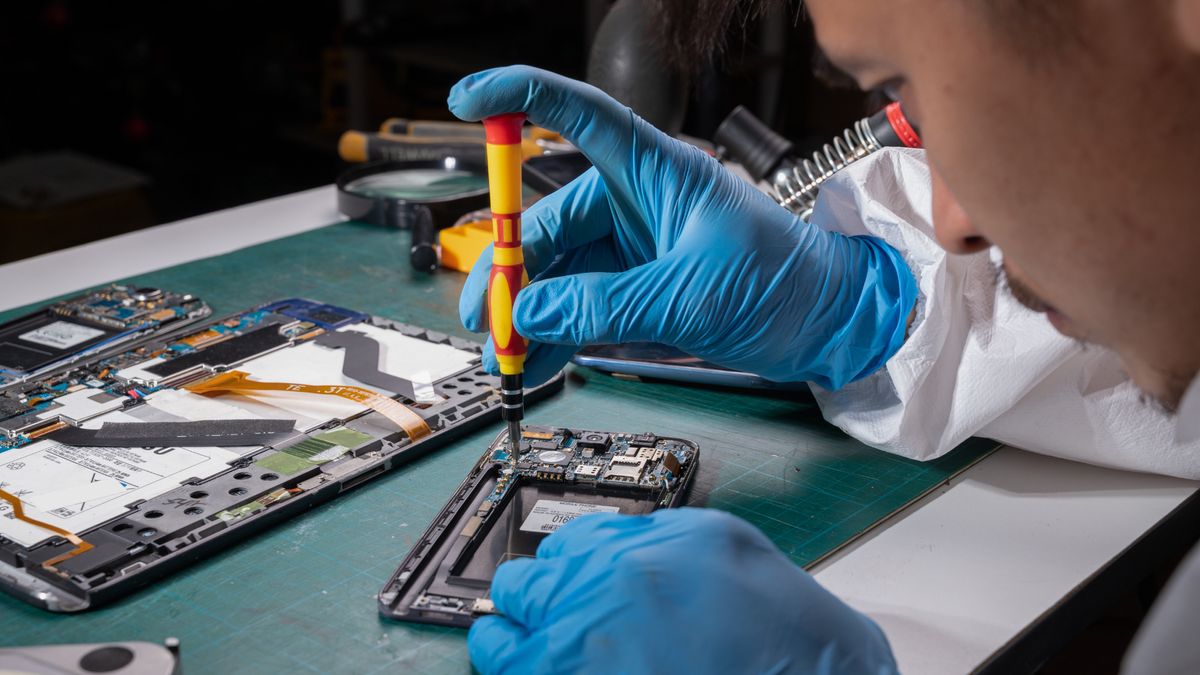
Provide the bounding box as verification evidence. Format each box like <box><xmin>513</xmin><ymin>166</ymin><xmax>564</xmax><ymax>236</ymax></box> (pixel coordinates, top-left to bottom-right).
<box><xmin>928</xmin><ymin>166</ymin><xmax>986</xmax><ymax>254</ymax></box>
<box><xmin>917</xmin><ymin>79</ymin><xmax>1055</xmax><ymax>259</ymax></box>
<box><xmin>917</xmin><ymin>85</ymin><xmax>1104</xmax><ymax>333</ymax></box>
<box><xmin>897</xmin><ymin>27</ymin><xmax>1040</xmax><ymax>253</ymax></box>
<box><xmin>928</xmin><ymin>126</ymin><xmax>1117</xmax><ymax>347</ymax></box>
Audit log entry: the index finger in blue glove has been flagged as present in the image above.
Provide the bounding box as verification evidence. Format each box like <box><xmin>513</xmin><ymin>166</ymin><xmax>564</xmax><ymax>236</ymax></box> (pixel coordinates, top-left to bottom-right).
<box><xmin>448</xmin><ymin>66</ymin><xmax>639</xmax><ymax>178</ymax></box>
<box><xmin>513</xmin><ymin>254</ymin><xmax>687</xmax><ymax>347</ymax></box>
<box><xmin>477</xmin><ymin>331</ymin><xmax>575</xmax><ymax>387</ymax></box>
<box><xmin>467</xmin><ymin>615</ymin><xmax>534</xmax><ymax>675</ymax></box>
<box><xmin>458</xmin><ymin>168</ymin><xmax>613</xmax><ymax>333</ymax></box>
<box><xmin>487</xmin><ymin>556</ymin><xmax>576</xmax><ymax>629</ymax></box>
<box><xmin>467</xmin><ymin>237</ymin><xmax>630</xmax><ymax>385</ymax></box>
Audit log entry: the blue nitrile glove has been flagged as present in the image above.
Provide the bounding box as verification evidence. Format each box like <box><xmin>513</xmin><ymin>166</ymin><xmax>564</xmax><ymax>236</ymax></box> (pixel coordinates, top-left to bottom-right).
<box><xmin>468</xmin><ymin>508</ymin><xmax>898</xmax><ymax>675</ymax></box>
<box><xmin>451</xmin><ymin>66</ymin><xmax>917</xmax><ymax>390</ymax></box>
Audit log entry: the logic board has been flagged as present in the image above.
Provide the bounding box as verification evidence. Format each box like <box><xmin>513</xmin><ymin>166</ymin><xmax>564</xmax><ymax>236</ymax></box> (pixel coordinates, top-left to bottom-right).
<box><xmin>378</xmin><ymin>425</ymin><xmax>699</xmax><ymax>627</ymax></box>
<box><xmin>0</xmin><ymin>298</ymin><xmax>563</xmax><ymax>612</ymax></box>
<box><xmin>0</xmin><ymin>285</ymin><xmax>210</xmax><ymax>389</ymax></box>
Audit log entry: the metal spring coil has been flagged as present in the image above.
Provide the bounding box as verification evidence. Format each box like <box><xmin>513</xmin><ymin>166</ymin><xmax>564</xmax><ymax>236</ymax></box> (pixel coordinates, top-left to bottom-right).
<box><xmin>773</xmin><ymin>116</ymin><xmax>883</xmax><ymax>221</ymax></box>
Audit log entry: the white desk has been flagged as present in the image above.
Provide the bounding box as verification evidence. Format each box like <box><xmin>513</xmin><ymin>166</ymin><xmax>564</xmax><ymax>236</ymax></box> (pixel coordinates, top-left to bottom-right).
<box><xmin>2</xmin><ymin>188</ymin><xmax>1195</xmax><ymax>674</ymax></box>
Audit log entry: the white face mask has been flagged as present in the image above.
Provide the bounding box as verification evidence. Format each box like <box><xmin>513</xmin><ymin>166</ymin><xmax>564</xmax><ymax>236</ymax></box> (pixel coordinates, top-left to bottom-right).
<box><xmin>1178</xmin><ymin>375</ymin><xmax>1200</xmax><ymax>443</ymax></box>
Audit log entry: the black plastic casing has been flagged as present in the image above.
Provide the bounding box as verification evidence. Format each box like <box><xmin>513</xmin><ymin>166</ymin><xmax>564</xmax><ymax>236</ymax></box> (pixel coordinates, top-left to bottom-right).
<box><xmin>0</xmin><ymin>301</ymin><xmax>564</xmax><ymax>612</ymax></box>
<box><xmin>377</xmin><ymin>428</ymin><xmax>700</xmax><ymax>627</ymax></box>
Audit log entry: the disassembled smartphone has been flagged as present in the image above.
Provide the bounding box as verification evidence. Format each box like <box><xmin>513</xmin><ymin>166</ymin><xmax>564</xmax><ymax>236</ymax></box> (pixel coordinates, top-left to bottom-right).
<box><xmin>0</xmin><ymin>285</ymin><xmax>211</xmax><ymax>389</ymax></box>
<box><xmin>0</xmin><ymin>298</ymin><xmax>562</xmax><ymax>611</ymax></box>
<box><xmin>378</xmin><ymin>425</ymin><xmax>699</xmax><ymax>627</ymax></box>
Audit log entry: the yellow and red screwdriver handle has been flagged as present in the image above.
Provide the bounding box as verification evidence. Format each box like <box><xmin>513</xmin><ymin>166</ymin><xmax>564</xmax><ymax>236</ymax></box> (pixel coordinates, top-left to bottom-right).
<box><xmin>482</xmin><ymin>113</ymin><xmax>529</xmax><ymax>450</ymax></box>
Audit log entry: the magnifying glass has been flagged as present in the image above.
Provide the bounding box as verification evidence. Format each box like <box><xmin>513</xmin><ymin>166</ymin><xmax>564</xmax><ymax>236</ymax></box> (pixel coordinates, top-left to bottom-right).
<box><xmin>336</xmin><ymin>157</ymin><xmax>492</xmax><ymax>230</ymax></box>
<box><xmin>335</xmin><ymin>154</ymin><xmax>575</xmax><ymax>272</ymax></box>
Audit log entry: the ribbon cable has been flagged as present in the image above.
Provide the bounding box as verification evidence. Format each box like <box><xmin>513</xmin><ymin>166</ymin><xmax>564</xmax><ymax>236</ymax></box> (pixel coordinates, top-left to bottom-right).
<box><xmin>185</xmin><ymin>371</ymin><xmax>431</xmax><ymax>440</ymax></box>
<box><xmin>0</xmin><ymin>489</ymin><xmax>94</xmax><ymax>572</ymax></box>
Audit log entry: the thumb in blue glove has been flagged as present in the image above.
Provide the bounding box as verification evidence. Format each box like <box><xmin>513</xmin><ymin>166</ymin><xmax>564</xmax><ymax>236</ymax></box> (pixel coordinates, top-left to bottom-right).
<box><xmin>468</xmin><ymin>508</ymin><xmax>899</xmax><ymax>675</ymax></box>
<box><xmin>451</xmin><ymin>66</ymin><xmax>917</xmax><ymax>389</ymax></box>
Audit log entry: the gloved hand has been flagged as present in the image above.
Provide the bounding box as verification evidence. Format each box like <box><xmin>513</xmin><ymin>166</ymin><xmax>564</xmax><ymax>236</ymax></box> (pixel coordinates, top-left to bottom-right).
<box><xmin>468</xmin><ymin>508</ymin><xmax>899</xmax><ymax>675</ymax></box>
<box><xmin>450</xmin><ymin>66</ymin><xmax>916</xmax><ymax>390</ymax></box>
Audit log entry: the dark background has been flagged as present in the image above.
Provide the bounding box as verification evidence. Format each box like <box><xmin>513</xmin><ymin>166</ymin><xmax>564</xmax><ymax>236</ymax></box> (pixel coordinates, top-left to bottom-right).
<box><xmin>0</xmin><ymin>0</ymin><xmax>870</xmax><ymax>264</ymax></box>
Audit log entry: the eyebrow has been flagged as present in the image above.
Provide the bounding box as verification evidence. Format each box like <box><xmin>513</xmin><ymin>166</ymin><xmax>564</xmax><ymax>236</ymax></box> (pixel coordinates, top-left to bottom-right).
<box><xmin>811</xmin><ymin>45</ymin><xmax>862</xmax><ymax>90</ymax></box>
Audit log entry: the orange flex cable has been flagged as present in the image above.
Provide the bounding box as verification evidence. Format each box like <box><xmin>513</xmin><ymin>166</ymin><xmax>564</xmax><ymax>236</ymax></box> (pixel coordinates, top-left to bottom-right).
<box><xmin>184</xmin><ymin>371</ymin><xmax>431</xmax><ymax>440</ymax></box>
<box><xmin>27</xmin><ymin>421</ymin><xmax>67</xmax><ymax>439</ymax></box>
<box><xmin>0</xmin><ymin>489</ymin><xmax>94</xmax><ymax>572</ymax></box>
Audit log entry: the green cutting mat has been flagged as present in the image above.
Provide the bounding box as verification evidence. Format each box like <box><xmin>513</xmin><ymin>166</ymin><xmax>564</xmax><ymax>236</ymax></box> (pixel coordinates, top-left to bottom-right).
<box><xmin>0</xmin><ymin>220</ymin><xmax>994</xmax><ymax>674</ymax></box>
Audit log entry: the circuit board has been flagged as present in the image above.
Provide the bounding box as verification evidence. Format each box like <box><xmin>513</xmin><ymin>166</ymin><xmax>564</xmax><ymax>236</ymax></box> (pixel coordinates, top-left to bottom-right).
<box><xmin>490</xmin><ymin>426</ymin><xmax>696</xmax><ymax>498</ymax></box>
<box><xmin>0</xmin><ymin>285</ymin><xmax>209</xmax><ymax>389</ymax></box>
<box><xmin>0</xmin><ymin>298</ymin><xmax>563</xmax><ymax>612</ymax></box>
<box><xmin>378</xmin><ymin>425</ymin><xmax>699</xmax><ymax>626</ymax></box>
<box><xmin>0</xmin><ymin>299</ymin><xmax>360</xmax><ymax>448</ymax></box>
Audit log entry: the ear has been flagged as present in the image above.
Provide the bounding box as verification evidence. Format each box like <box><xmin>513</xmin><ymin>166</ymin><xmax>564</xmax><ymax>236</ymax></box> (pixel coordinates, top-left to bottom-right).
<box><xmin>1175</xmin><ymin>0</ymin><xmax>1200</xmax><ymax>52</ymax></box>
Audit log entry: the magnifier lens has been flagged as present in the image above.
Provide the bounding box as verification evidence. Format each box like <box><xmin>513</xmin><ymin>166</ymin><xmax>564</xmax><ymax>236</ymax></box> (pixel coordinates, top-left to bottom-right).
<box><xmin>343</xmin><ymin>169</ymin><xmax>488</xmax><ymax>201</ymax></box>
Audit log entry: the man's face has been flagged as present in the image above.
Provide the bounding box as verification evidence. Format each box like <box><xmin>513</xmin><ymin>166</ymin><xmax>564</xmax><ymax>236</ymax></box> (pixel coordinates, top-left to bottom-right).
<box><xmin>804</xmin><ymin>0</ymin><xmax>1200</xmax><ymax>408</ymax></box>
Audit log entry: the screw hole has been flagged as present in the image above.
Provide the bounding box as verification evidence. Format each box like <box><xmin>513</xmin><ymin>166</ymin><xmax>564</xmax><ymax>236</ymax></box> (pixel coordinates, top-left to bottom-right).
<box><xmin>112</xmin><ymin>523</ymin><xmax>132</xmax><ymax>532</ymax></box>
<box><xmin>443</xmin><ymin>384</ymin><xmax>457</xmax><ymax>390</ymax></box>
<box><xmin>233</xmin><ymin>472</ymin><xmax>251</xmax><ymax>480</ymax></box>
<box><xmin>229</xmin><ymin>487</ymin><xmax>247</xmax><ymax>496</ymax></box>
<box><xmin>190</xmin><ymin>491</ymin><xmax>208</xmax><ymax>499</ymax></box>
<box><xmin>138</xmin><ymin>527</ymin><xmax>157</xmax><ymax>537</ymax></box>
<box><xmin>184</xmin><ymin>506</ymin><xmax>203</xmax><ymax>516</ymax></box>
<box><xmin>144</xmin><ymin>510</ymin><xmax>163</xmax><ymax>519</ymax></box>
<box><xmin>260</xmin><ymin>473</ymin><xmax>279</xmax><ymax>481</ymax></box>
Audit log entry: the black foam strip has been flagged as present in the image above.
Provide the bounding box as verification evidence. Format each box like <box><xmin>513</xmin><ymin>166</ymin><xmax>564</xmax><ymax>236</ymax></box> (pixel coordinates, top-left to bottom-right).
<box><xmin>52</xmin><ymin>419</ymin><xmax>296</xmax><ymax>447</ymax></box>
<box><xmin>314</xmin><ymin>330</ymin><xmax>419</xmax><ymax>400</ymax></box>
<box><xmin>146</xmin><ymin>325</ymin><xmax>289</xmax><ymax>377</ymax></box>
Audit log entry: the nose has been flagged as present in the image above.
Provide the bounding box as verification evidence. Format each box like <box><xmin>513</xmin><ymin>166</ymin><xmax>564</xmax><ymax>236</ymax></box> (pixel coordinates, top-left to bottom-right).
<box><xmin>930</xmin><ymin>164</ymin><xmax>991</xmax><ymax>255</ymax></box>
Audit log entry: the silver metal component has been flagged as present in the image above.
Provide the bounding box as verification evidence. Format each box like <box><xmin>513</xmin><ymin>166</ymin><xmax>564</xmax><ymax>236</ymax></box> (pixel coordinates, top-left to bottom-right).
<box><xmin>603</xmin><ymin>456</ymin><xmax>647</xmax><ymax>483</ymax></box>
<box><xmin>132</xmin><ymin>287</ymin><xmax>164</xmax><ymax>302</ymax></box>
<box><xmin>771</xmin><ymin>117</ymin><xmax>883</xmax><ymax>221</ymax></box>
<box><xmin>575</xmin><ymin>464</ymin><xmax>601</xmax><ymax>478</ymax></box>
<box><xmin>538</xmin><ymin>449</ymin><xmax>569</xmax><ymax>464</ymax></box>
<box><xmin>0</xmin><ymin>641</ymin><xmax>179</xmax><ymax>675</ymax></box>
<box><xmin>507</xmin><ymin>421</ymin><xmax>522</xmax><ymax>463</ymax></box>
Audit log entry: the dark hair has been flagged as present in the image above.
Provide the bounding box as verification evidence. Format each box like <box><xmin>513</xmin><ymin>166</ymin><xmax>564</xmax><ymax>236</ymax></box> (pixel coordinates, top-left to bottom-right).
<box><xmin>651</xmin><ymin>0</ymin><xmax>785</xmax><ymax>71</ymax></box>
<box><xmin>653</xmin><ymin>0</ymin><xmax>1083</xmax><ymax>74</ymax></box>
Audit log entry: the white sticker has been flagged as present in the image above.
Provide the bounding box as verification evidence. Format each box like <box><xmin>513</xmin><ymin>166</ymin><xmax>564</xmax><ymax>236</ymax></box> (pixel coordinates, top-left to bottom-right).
<box><xmin>19</xmin><ymin>321</ymin><xmax>105</xmax><ymax>350</ymax></box>
<box><xmin>33</xmin><ymin>388</ymin><xmax>128</xmax><ymax>423</ymax></box>
<box><xmin>0</xmin><ymin>439</ymin><xmax>239</xmax><ymax>547</ymax></box>
<box><xmin>519</xmin><ymin>499</ymin><xmax>620</xmax><ymax>534</ymax></box>
<box><xmin>309</xmin><ymin>445</ymin><xmax>350</xmax><ymax>463</ymax></box>
<box><xmin>410</xmin><ymin>369</ymin><xmax>438</xmax><ymax>403</ymax></box>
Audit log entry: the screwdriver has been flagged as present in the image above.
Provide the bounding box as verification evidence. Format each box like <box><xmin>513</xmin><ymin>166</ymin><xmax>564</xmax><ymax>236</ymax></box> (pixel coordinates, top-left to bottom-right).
<box><xmin>482</xmin><ymin>113</ymin><xmax>529</xmax><ymax>458</ymax></box>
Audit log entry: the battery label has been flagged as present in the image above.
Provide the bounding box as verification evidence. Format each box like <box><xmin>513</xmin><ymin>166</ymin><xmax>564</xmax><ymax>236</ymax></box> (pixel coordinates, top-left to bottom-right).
<box><xmin>519</xmin><ymin>499</ymin><xmax>620</xmax><ymax>534</ymax></box>
<box><xmin>19</xmin><ymin>321</ymin><xmax>105</xmax><ymax>349</ymax></box>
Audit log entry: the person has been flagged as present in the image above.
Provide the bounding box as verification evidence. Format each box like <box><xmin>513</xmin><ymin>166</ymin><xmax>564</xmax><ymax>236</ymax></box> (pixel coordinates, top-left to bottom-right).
<box><xmin>447</xmin><ymin>0</ymin><xmax>1200</xmax><ymax>672</ymax></box>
